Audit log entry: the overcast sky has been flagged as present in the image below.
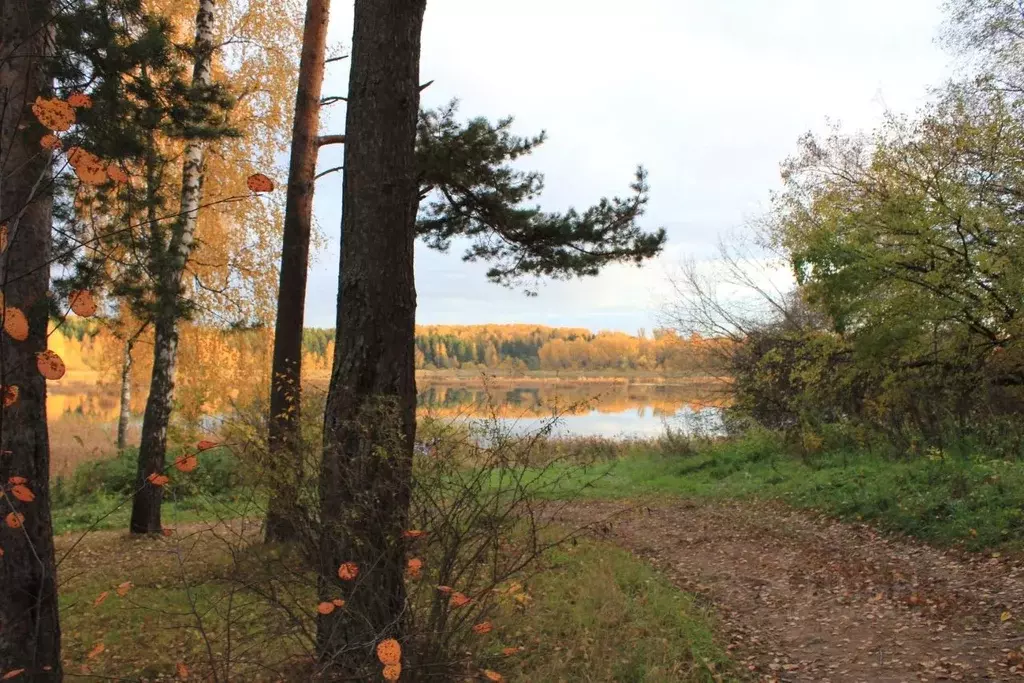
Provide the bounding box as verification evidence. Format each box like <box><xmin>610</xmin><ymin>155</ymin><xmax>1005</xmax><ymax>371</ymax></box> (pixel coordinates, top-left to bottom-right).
<box><xmin>305</xmin><ymin>0</ymin><xmax>954</xmax><ymax>333</ymax></box>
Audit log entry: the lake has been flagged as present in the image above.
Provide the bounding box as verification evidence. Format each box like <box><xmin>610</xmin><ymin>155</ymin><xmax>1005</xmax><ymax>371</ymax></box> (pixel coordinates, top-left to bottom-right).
<box><xmin>44</xmin><ymin>378</ymin><xmax>726</xmax><ymax>475</ymax></box>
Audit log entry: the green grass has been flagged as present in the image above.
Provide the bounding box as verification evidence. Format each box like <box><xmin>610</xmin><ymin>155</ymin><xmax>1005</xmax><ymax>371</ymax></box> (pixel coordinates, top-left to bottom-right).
<box><xmin>489</xmin><ymin>540</ymin><xmax>732</xmax><ymax>682</ymax></box>
<box><xmin>56</xmin><ymin>531</ymin><xmax>731</xmax><ymax>682</ymax></box>
<box><xmin>52</xmin><ymin>489</ymin><xmax>260</xmax><ymax>534</ymax></box>
<box><xmin>528</xmin><ymin>432</ymin><xmax>1024</xmax><ymax>552</ymax></box>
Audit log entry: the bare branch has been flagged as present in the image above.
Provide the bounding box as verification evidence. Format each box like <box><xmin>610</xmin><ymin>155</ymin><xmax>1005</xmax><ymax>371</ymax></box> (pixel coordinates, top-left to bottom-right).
<box><xmin>320</xmin><ymin>96</ymin><xmax>346</xmax><ymax>107</ymax></box>
<box><xmin>315</xmin><ymin>165</ymin><xmax>344</xmax><ymax>181</ymax></box>
<box><xmin>316</xmin><ymin>134</ymin><xmax>346</xmax><ymax>147</ymax></box>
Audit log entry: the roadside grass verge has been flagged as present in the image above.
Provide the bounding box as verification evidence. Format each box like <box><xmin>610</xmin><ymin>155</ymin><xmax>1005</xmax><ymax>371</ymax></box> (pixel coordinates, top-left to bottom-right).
<box><xmin>55</xmin><ymin>529</ymin><xmax>731</xmax><ymax>682</ymax></box>
<box><xmin>524</xmin><ymin>431</ymin><xmax>1024</xmax><ymax>552</ymax></box>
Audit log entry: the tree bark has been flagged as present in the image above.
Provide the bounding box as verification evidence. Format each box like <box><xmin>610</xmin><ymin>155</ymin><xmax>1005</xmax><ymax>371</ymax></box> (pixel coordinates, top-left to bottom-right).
<box><xmin>116</xmin><ymin>334</ymin><xmax>138</xmax><ymax>453</ymax></box>
<box><xmin>316</xmin><ymin>0</ymin><xmax>425</xmax><ymax>674</ymax></box>
<box><xmin>265</xmin><ymin>0</ymin><xmax>332</xmax><ymax>544</ymax></box>
<box><xmin>129</xmin><ymin>315</ymin><xmax>177</xmax><ymax>533</ymax></box>
<box><xmin>129</xmin><ymin>0</ymin><xmax>216</xmax><ymax>534</ymax></box>
<box><xmin>0</xmin><ymin>0</ymin><xmax>63</xmax><ymax>678</ymax></box>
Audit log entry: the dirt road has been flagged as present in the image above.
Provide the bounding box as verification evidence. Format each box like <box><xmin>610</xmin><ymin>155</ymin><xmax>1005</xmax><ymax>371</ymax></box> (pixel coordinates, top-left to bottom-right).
<box><xmin>554</xmin><ymin>499</ymin><xmax>1024</xmax><ymax>682</ymax></box>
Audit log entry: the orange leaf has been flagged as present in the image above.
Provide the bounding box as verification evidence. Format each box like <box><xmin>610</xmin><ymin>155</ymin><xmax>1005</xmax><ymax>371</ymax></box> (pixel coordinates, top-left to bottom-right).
<box><xmin>1</xmin><ymin>386</ymin><xmax>17</xmax><ymax>408</ymax></box>
<box><xmin>0</xmin><ymin>224</ymin><xmax>6</xmax><ymax>254</ymax></box>
<box><xmin>93</xmin><ymin>591</ymin><xmax>109</xmax><ymax>607</ymax></box>
<box><xmin>31</xmin><ymin>97</ymin><xmax>75</xmax><ymax>131</ymax></box>
<box><xmin>449</xmin><ymin>592</ymin><xmax>471</xmax><ymax>608</ymax></box>
<box><xmin>406</xmin><ymin>557</ymin><xmax>423</xmax><ymax>579</ymax></box>
<box><xmin>331</xmin><ymin>598</ymin><xmax>345</xmax><ymax>607</ymax></box>
<box><xmin>337</xmin><ymin>562</ymin><xmax>359</xmax><ymax>581</ymax></box>
<box><xmin>196</xmin><ymin>440</ymin><xmax>218</xmax><ymax>451</ymax></box>
<box><xmin>177</xmin><ymin>661</ymin><xmax>189</xmax><ymax>679</ymax></box>
<box><xmin>471</xmin><ymin>621</ymin><xmax>492</xmax><ymax>635</ymax></box>
<box><xmin>35</xmin><ymin>350</ymin><xmax>66</xmax><ymax>381</ymax></box>
<box><xmin>382</xmin><ymin>663</ymin><xmax>402</xmax><ymax>681</ymax></box>
<box><xmin>4</xmin><ymin>512</ymin><xmax>24</xmax><ymax>529</ymax></box>
<box><xmin>501</xmin><ymin>647</ymin><xmax>522</xmax><ymax>656</ymax></box>
<box><xmin>115</xmin><ymin>581</ymin><xmax>132</xmax><ymax>597</ymax></box>
<box><xmin>162</xmin><ymin>528</ymin><xmax>174</xmax><ymax>537</ymax></box>
<box><xmin>246</xmin><ymin>173</ymin><xmax>274</xmax><ymax>193</ymax></box>
<box><xmin>87</xmin><ymin>642</ymin><xmax>105</xmax><ymax>659</ymax></box>
<box><xmin>316</xmin><ymin>601</ymin><xmax>335</xmax><ymax>615</ymax></box>
<box><xmin>10</xmin><ymin>485</ymin><xmax>34</xmax><ymax>503</ymax></box>
<box><xmin>173</xmin><ymin>454</ymin><xmax>198</xmax><ymax>473</ymax></box>
<box><xmin>0</xmin><ymin>546</ymin><xmax>5</xmax><ymax>557</ymax></box>
<box><xmin>147</xmin><ymin>473</ymin><xmax>170</xmax><ymax>487</ymax></box>
<box><xmin>40</xmin><ymin>134</ymin><xmax>61</xmax><ymax>150</ymax></box>
<box><xmin>66</xmin><ymin>149</ymin><xmax>106</xmax><ymax>186</ymax></box>
<box><xmin>68</xmin><ymin>290</ymin><xmax>98</xmax><ymax>317</ymax></box>
<box><xmin>7</xmin><ymin>477</ymin><xmax>26</xmax><ymax>485</ymax></box>
<box><xmin>375</xmin><ymin>639</ymin><xmax>401</xmax><ymax>666</ymax></box>
<box><xmin>106</xmin><ymin>165</ymin><xmax>129</xmax><ymax>184</ymax></box>
<box><xmin>402</xmin><ymin>530</ymin><xmax>427</xmax><ymax>539</ymax></box>
<box><xmin>1</xmin><ymin>669</ymin><xmax>24</xmax><ymax>680</ymax></box>
<box><xmin>483</xmin><ymin>670</ymin><xmax>503</xmax><ymax>682</ymax></box>
<box><xmin>436</xmin><ymin>585</ymin><xmax>452</xmax><ymax>594</ymax></box>
<box><xmin>67</xmin><ymin>92</ymin><xmax>93</xmax><ymax>109</ymax></box>
<box><xmin>3</xmin><ymin>307</ymin><xmax>28</xmax><ymax>342</ymax></box>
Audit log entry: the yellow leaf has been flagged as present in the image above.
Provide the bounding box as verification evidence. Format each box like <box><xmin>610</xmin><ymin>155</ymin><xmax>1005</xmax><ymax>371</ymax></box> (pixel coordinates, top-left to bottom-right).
<box><xmin>1002</xmin><ymin>611</ymin><xmax>1012</xmax><ymax>622</ymax></box>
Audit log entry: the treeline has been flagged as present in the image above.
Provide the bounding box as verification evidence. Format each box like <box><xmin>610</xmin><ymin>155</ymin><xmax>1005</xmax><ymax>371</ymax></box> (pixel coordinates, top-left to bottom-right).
<box><xmin>303</xmin><ymin>324</ymin><xmax>725</xmax><ymax>374</ymax></box>
<box><xmin>691</xmin><ymin>3</ymin><xmax>1024</xmax><ymax>459</ymax></box>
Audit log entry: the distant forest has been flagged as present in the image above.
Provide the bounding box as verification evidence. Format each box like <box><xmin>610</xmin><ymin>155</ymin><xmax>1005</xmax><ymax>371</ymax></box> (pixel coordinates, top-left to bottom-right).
<box><xmin>302</xmin><ymin>324</ymin><xmax>721</xmax><ymax>374</ymax></box>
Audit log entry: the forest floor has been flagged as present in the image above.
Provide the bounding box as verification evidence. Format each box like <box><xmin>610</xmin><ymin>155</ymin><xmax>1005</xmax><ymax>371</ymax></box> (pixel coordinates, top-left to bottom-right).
<box><xmin>555</xmin><ymin>498</ymin><xmax>1024</xmax><ymax>683</ymax></box>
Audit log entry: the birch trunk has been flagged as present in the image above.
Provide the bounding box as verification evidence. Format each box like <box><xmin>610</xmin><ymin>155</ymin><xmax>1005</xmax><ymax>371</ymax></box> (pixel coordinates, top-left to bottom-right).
<box><xmin>265</xmin><ymin>0</ymin><xmax>332</xmax><ymax>544</ymax></box>
<box><xmin>129</xmin><ymin>0</ymin><xmax>217</xmax><ymax>534</ymax></box>
<box><xmin>0</xmin><ymin>0</ymin><xmax>63</xmax><ymax>678</ymax></box>
<box><xmin>117</xmin><ymin>339</ymin><xmax>134</xmax><ymax>452</ymax></box>
<box><xmin>316</xmin><ymin>0</ymin><xmax>425</xmax><ymax>672</ymax></box>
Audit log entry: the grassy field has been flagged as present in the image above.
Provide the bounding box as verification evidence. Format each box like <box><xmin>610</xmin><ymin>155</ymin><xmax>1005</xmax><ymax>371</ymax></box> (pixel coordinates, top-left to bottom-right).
<box><xmin>521</xmin><ymin>432</ymin><xmax>1024</xmax><ymax>552</ymax></box>
<box><xmin>54</xmin><ymin>520</ymin><xmax>731</xmax><ymax>682</ymax></box>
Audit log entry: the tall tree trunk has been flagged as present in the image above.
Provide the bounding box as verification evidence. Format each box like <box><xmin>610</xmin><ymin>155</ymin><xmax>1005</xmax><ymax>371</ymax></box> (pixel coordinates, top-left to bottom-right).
<box><xmin>129</xmin><ymin>0</ymin><xmax>216</xmax><ymax>534</ymax></box>
<box><xmin>117</xmin><ymin>336</ymin><xmax>136</xmax><ymax>452</ymax></box>
<box><xmin>316</xmin><ymin>0</ymin><xmax>425</xmax><ymax>674</ymax></box>
<box><xmin>264</xmin><ymin>0</ymin><xmax>332</xmax><ymax>544</ymax></box>
<box><xmin>0</xmin><ymin>1</ymin><xmax>63</xmax><ymax>679</ymax></box>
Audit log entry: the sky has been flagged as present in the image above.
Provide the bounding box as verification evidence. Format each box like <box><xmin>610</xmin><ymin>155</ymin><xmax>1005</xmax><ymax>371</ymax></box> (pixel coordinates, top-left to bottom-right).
<box><xmin>305</xmin><ymin>0</ymin><xmax>955</xmax><ymax>334</ymax></box>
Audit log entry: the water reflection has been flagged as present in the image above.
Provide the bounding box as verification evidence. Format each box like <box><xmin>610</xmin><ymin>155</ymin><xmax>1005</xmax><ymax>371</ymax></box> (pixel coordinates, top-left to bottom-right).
<box><xmin>46</xmin><ymin>380</ymin><xmax>727</xmax><ymax>439</ymax></box>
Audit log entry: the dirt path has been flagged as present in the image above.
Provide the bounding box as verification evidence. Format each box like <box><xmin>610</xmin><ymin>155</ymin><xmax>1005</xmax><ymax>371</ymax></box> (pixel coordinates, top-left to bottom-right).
<box><xmin>553</xmin><ymin>499</ymin><xmax>1024</xmax><ymax>682</ymax></box>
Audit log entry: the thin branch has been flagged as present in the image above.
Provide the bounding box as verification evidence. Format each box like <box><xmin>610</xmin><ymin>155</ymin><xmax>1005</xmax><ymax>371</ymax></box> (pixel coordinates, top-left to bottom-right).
<box><xmin>320</xmin><ymin>96</ymin><xmax>346</xmax><ymax>107</ymax></box>
<box><xmin>324</xmin><ymin>54</ymin><xmax>348</xmax><ymax>65</ymax></box>
<box><xmin>314</xmin><ymin>165</ymin><xmax>344</xmax><ymax>181</ymax></box>
<box><xmin>317</xmin><ymin>134</ymin><xmax>346</xmax><ymax>147</ymax></box>
<box><xmin>419</xmin><ymin>79</ymin><xmax>434</xmax><ymax>91</ymax></box>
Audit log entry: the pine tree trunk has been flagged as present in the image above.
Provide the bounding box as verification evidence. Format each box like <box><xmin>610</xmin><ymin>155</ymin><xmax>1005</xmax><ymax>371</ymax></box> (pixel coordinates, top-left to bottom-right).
<box><xmin>316</xmin><ymin>0</ymin><xmax>424</xmax><ymax>673</ymax></box>
<box><xmin>129</xmin><ymin>0</ymin><xmax>216</xmax><ymax>534</ymax></box>
<box><xmin>117</xmin><ymin>339</ymin><xmax>134</xmax><ymax>452</ymax></box>
<box><xmin>0</xmin><ymin>1</ymin><xmax>63</xmax><ymax>678</ymax></box>
<box><xmin>264</xmin><ymin>0</ymin><xmax>332</xmax><ymax>544</ymax></box>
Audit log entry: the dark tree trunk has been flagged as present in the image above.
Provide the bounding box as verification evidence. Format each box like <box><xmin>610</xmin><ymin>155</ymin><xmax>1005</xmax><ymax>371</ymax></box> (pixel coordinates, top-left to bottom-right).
<box><xmin>264</xmin><ymin>0</ymin><xmax>332</xmax><ymax>544</ymax></box>
<box><xmin>316</xmin><ymin>0</ymin><xmax>425</xmax><ymax>674</ymax></box>
<box><xmin>0</xmin><ymin>1</ymin><xmax>63</xmax><ymax>679</ymax></box>
<box><xmin>129</xmin><ymin>314</ymin><xmax>177</xmax><ymax>534</ymax></box>
<box><xmin>116</xmin><ymin>337</ymin><xmax>134</xmax><ymax>452</ymax></box>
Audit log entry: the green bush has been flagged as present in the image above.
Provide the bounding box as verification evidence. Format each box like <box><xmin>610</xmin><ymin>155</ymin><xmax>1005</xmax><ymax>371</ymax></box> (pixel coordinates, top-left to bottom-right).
<box><xmin>53</xmin><ymin>446</ymin><xmax>243</xmax><ymax>508</ymax></box>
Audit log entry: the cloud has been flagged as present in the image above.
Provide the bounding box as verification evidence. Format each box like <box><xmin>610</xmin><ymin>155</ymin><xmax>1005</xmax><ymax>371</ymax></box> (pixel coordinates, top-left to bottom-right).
<box><xmin>306</xmin><ymin>0</ymin><xmax>952</xmax><ymax>332</ymax></box>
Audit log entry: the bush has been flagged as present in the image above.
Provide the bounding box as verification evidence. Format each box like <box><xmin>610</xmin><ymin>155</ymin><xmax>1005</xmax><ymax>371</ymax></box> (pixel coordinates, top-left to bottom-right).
<box><xmin>53</xmin><ymin>446</ymin><xmax>243</xmax><ymax>508</ymax></box>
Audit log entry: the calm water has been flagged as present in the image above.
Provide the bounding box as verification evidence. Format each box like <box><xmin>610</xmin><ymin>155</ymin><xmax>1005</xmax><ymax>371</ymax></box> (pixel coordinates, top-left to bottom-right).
<box><xmin>415</xmin><ymin>381</ymin><xmax>724</xmax><ymax>439</ymax></box>
<box><xmin>46</xmin><ymin>379</ymin><xmax>726</xmax><ymax>457</ymax></box>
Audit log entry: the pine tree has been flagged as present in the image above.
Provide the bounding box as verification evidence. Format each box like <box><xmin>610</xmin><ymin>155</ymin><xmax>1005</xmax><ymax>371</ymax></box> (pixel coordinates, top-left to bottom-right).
<box><xmin>1</xmin><ymin>2</ymin><xmax>62</xmax><ymax>677</ymax></box>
